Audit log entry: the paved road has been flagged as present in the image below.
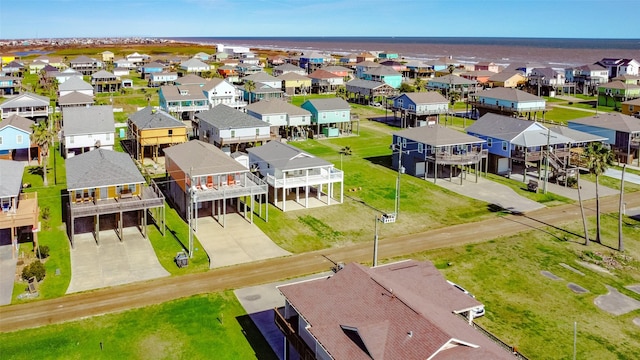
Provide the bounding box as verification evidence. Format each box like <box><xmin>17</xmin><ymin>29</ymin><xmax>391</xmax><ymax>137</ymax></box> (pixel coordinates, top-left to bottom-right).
<box><xmin>1</xmin><ymin>192</ymin><xmax>639</xmax><ymax>333</ymax></box>
<box><xmin>605</xmin><ymin>168</ymin><xmax>640</xmax><ymax>185</ymax></box>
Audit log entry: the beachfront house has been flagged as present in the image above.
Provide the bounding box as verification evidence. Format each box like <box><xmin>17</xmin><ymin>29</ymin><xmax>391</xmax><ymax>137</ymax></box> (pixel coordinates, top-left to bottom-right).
<box><xmin>0</xmin><ymin>92</ymin><xmax>50</xmax><ymax>120</ymax></box>
<box><xmin>565</xmin><ymin>64</ymin><xmax>609</xmax><ymax>94</ymax></box>
<box><xmin>65</xmin><ymin>148</ymin><xmax>165</xmax><ymax>247</ymax></box>
<box><xmin>301</xmin><ymin>98</ymin><xmax>354</xmax><ymax>138</ymax></box>
<box><xmin>467</xmin><ymin>113</ymin><xmax>573</xmax><ymax>181</ymax></box>
<box><xmin>197</xmin><ymin>104</ymin><xmax>272</xmax><ymax>153</ymax></box>
<box><xmin>299</xmin><ymin>51</ymin><xmax>329</xmax><ymax>73</ymax></box>
<box><xmin>488</xmin><ymin>71</ymin><xmax>526</xmax><ymax>88</ymax></box>
<box><xmin>0</xmin><ymin>160</ymin><xmax>39</xmax><ymax>259</ymax></box>
<box><xmin>568</xmin><ymin>113</ymin><xmax>640</xmax><ymax>165</ymax></box>
<box><xmin>391</xmin><ymin>92</ymin><xmax>449</xmax><ymax>128</ymax></box>
<box><xmin>596</xmin><ymin>58</ymin><xmax>640</xmax><ymax>79</ymax></box>
<box><xmin>127</xmin><ymin>106</ymin><xmax>188</xmax><ymax>162</ymax></box>
<box><xmin>61</xmin><ymin>105</ymin><xmax>115</xmax><ymax>158</ymax></box>
<box><xmin>0</xmin><ymin>114</ymin><xmax>36</xmax><ymax>161</ymax></box>
<box><xmin>158</xmin><ymin>84</ymin><xmax>209</xmax><ymax>120</ymax></box>
<box><xmin>597</xmin><ymin>80</ymin><xmax>640</xmax><ymax>107</ymax></box>
<box><xmin>468</xmin><ymin>87</ymin><xmax>547</xmax><ymax>119</ymax></box>
<box><xmin>308</xmin><ymin>69</ymin><xmax>344</xmax><ymax>93</ymax></box>
<box><xmin>163</xmin><ymin>140</ymin><xmax>268</xmax><ymax>228</ymax></box>
<box><xmin>392</xmin><ymin>125</ymin><xmax>487</xmax><ymax>183</ymax></box>
<box><xmin>247</xmin><ymin>140</ymin><xmax>343</xmax><ymax>212</ymax></box>
<box><xmin>426</xmin><ymin>74</ymin><xmax>478</xmax><ymax>100</ymax></box>
<box><xmin>355</xmin><ymin>60</ymin><xmax>381</xmax><ymax>79</ymax></box>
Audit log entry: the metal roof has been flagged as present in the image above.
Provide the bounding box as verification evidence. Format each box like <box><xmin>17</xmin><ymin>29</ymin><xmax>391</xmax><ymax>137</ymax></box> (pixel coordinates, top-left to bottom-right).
<box><xmin>245</xmin><ymin>99</ymin><xmax>311</xmax><ymax>116</ymax></box>
<box><xmin>128</xmin><ymin>106</ymin><xmax>185</xmax><ymax>129</ymax></box>
<box><xmin>0</xmin><ymin>160</ymin><xmax>25</xmax><ymax>198</ymax></box>
<box><xmin>569</xmin><ymin>113</ymin><xmax>640</xmax><ymax>134</ymax></box>
<box><xmin>395</xmin><ymin>125</ymin><xmax>485</xmax><ymax>147</ymax></box>
<box><xmin>246</xmin><ymin>141</ymin><xmax>330</xmax><ymax>171</ymax></box>
<box><xmin>467</xmin><ymin>113</ymin><xmax>573</xmax><ymax>146</ymax></box>
<box><xmin>164</xmin><ymin>140</ymin><xmax>248</xmax><ymax>177</ymax></box>
<box><xmin>196</xmin><ymin>104</ymin><xmax>270</xmax><ymax>129</ymax></box>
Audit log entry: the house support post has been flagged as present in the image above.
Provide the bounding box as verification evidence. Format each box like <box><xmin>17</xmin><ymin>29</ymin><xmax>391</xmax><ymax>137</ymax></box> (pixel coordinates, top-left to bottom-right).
<box><xmin>143</xmin><ymin>208</ymin><xmax>148</xmax><ymax>239</ymax></box>
<box><xmin>95</xmin><ymin>214</ymin><xmax>100</xmax><ymax>245</ymax></box>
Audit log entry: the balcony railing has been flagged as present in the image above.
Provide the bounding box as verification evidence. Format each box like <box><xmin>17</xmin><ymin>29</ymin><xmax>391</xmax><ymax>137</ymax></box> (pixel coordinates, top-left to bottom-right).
<box><xmin>511</xmin><ymin>149</ymin><xmax>570</xmax><ymax>162</ymax></box>
<box><xmin>69</xmin><ymin>184</ymin><xmax>164</xmax><ymax>218</ymax></box>
<box><xmin>220</xmin><ymin>133</ymin><xmax>276</xmax><ymax>146</ymax></box>
<box><xmin>266</xmin><ymin>168</ymin><xmax>343</xmax><ymax>188</ymax></box>
<box><xmin>428</xmin><ymin>149</ymin><xmax>488</xmax><ymax>165</ymax></box>
<box><xmin>191</xmin><ymin>173</ymin><xmax>268</xmax><ymax>202</ymax></box>
<box><xmin>0</xmin><ymin>193</ymin><xmax>38</xmax><ymax>229</ymax></box>
<box><xmin>274</xmin><ymin>307</ymin><xmax>316</xmax><ymax>360</ymax></box>
<box><xmin>468</xmin><ymin>101</ymin><xmax>547</xmax><ymax>112</ymax></box>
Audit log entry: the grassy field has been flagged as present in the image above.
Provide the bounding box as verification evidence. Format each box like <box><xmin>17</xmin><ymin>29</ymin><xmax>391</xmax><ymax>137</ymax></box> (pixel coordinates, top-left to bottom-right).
<box><xmin>402</xmin><ymin>214</ymin><xmax>640</xmax><ymax>359</ymax></box>
<box><xmin>0</xmin><ymin>291</ymin><xmax>274</xmax><ymax>360</ymax></box>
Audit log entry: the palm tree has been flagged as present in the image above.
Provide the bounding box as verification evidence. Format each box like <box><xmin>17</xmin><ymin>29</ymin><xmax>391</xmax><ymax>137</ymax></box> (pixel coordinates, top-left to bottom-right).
<box><xmin>414</xmin><ymin>77</ymin><xmax>424</xmax><ymax>92</ymax></box>
<box><xmin>583</xmin><ymin>142</ymin><xmax>614</xmax><ymax>243</ymax></box>
<box><xmin>244</xmin><ymin>80</ymin><xmax>256</xmax><ymax>104</ymax></box>
<box><xmin>30</xmin><ymin>120</ymin><xmax>56</xmax><ymax>186</ymax></box>
<box><xmin>336</xmin><ymin>85</ymin><xmax>347</xmax><ymax>100</ymax></box>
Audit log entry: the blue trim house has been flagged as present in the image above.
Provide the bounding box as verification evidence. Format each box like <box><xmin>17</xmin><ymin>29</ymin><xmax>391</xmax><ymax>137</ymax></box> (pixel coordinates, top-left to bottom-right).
<box><xmin>363</xmin><ymin>67</ymin><xmax>403</xmax><ymax>89</ymax></box>
<box><xmin>140</xmin><ymin>62</ymin><xmax>166</xmax><ymax>79</ymax></box>
<box><xmin>299</xmin><ymin>52</ymin><xmax>327</xmax><ymax>73</ymax></box>
<box><xmin>0</xmin><ymin>114</ymin><xmax>35</xmax><ymax>161</ymax></box>
<box><xmin>466</xmin><ymin>113</ymin><xmax>572</xmax><ymax>179</ymax></box>
<box><xmin>392</xmin><ymin>125</ymin><xmax>487</xmax><ymax>183</ymax></box>
<box><xmin>301</xmin><ymin>98</ymin><xmax>352</xmax><ymax>137</ymax></box>
<box><xmin>391</xmin><ymin>92</ymin><xmax>449</xmax><ymax>128</ymax></box>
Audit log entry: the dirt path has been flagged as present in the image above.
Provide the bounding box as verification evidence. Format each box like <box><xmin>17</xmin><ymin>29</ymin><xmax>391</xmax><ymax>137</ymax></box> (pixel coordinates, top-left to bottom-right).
<box><xmin>1</xmin><ymin>192</ymin><xmax>639</xmax><ymax>333</ymax></box>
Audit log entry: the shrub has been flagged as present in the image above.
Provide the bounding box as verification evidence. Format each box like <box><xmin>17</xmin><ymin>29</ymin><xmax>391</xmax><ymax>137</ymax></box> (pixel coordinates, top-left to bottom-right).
<box><xmin>41</xmin><ymin>207</ymin><xmax>51</xmax><ymax>220</ymax></box>
<box><xmin>36</xmin><ymin>245</ymin><xmax>50</xmax><ymax>259</ymax></box>
<box><xmin>22</xmin><ymin>261</ymin><xmax>46</xmax><ymax>282</ymax></box>
<box><xmin>566</xmin><ymin>177</ymin><xmax>577</xmax><ymax>188</ymax></box>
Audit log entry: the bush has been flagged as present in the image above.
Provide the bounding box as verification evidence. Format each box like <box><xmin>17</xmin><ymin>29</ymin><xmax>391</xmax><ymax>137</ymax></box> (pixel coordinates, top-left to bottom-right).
<box><xmin>566</xmin><ymin>176</ymin><xmax>577</xmax><ymax>188</ymax></box>
<box><xmin>36</xmin><ymin>245</ymin><xmax>50</xmax><ymax>259</ymax></box>
<box><xmin>22</xmin><ymin>261</ymin><xmax>46</xmax><ymax>282</ymax></box>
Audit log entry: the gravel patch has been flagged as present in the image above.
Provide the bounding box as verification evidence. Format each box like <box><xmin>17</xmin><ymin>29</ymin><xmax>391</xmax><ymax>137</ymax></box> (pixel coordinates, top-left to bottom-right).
<box><xmin>594</xmin><ymin>285</ymin><xmax>640</xmax><ymax>316</ymax></box>
<box><xmin>625</xmin><ymin>284</ymin><xmax>640</xmax><ymax>295</ymax></box>
<box><xmin>568</xmin><ymin>283</ymin><xmax>588</xmax><ymax>293</ymax></box>
<box><xmin>576</xmin><ymin>260</ymin><xmax>612</xmax><ymax>275</ymax></box>
<box><xmin>541</xmin><ymin>270</ymin><xmax>563</xmax><ymax>280</ymax></box>
<box><xmin>559</xmin><ymin>263</ymin><xmax>585</xmax><ymax>276</ymax></box>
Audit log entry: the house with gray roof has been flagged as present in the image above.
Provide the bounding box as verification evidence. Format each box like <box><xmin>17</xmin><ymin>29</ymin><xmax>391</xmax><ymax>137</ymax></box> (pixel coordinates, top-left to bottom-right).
<box><xmin>277</xmin><ymin>72</ymin><xmax>311</xmax><ymax>95</ymax></box>
<box><xmin>65</xmin><ymin>148</ymin><xmax>164</xmax><ymax>246</ymax></box>
<box><xmin>90</xmin><ymin>69</ymin><xmax>120</xmax><ymax>93</ymax></box>
<box><xmin>174</xmin><ymin>74</ymin><xmax>207</xmax><ymax>86</ymax></box>
<box><xmin>467</xmin><ymin>113</ymin><xmax>574</xmax><ymax>180</ymax></box>
<box><xmin>0</xmin><ymin>92</ymin><xmax>50</xmax><ymax>120</ymax></box>
<box><xmin>345</xmin><ymin>79</ymin><xmax>398</xmax><ymax>106</ymax></box>
<box><xmin>247</xmin><ymin>140</ymin><xmax>343</xmax><ymax>211</ymax></box>
<box><xmin>61</xmin><ymin>105</ymin><xmax>115</xmax><ymax>158</ymax></box>
<box><xmin>391</xmin><ymin>91</ymin><xmax>449</xmax><ymax>128</ymax></box>
<box><xmin>363</xmin><ymin>66</ymin><xmax>403</xmax><ymax>89</ymax></box>
<box><xmin>469</xmin><ymin>87</ymin><xmax>547</xmax><ymax>118</ymax></box>
<box><xmin>393</xmin><ymin>125</ymin><xmax>487</xmax><ymax>183</ymax></box>
<box><xmin>69</xmin><ymin>55</ymin><xmax>103</xmax><ymax>75</ymax></box>
<box><xmin>179</xmin><ymin>58</ymin><xmax>211</xmax><ymax>75</ymax></box>
<box><xmin>301</xmin><ymin>98</ymin><xmax>355</xmax><ymax>137</ymax></box>
<box><xmin>58</xmin><ymin>76</ymin><xmax>94</xmax><ymax>97</ymax></box>
<box><xmin>246</xmin><ymin>99</ymin><xmax>311</xmax><ymax>138</ymax></box>
<box><xmin>159</xmin><ymin>84</ymin><xmax>209</xmax><ymax>120</ymax></box>
<box><xmin>0</xmin><ymin>75</ymin><xmax>21</xmax><ymax>95</ymax></box>
<box><xmin>273</xmin><ymin>63</ymin><xmax>306</xmax><ymax>77</ymax></box>
<box><xmin>426</xmin><ymin>74</ymin><xmax>478</xmax><ymax>100</ymax></box>
<box><xmin>1</xmin><ymin>159</ymin><xmax>39</xmax><ymax>259</ymax></box>
<box><xmin>127</xmin><ymin>107</ymin><xmax>188</xmax><ymax>162</ymax></box>
<box><xmin>568</xmin><ymin>113</ymin><xmax>640</xmax><ymax>165</ymax></box>
<box><xmin>0</xmin><ymin>114</ymin><xmax>35</xmax><ymax>161</ymax></box>
<box><xmin>58</xmin><ymin>91</ymin><xmax>95</xmax><ymax>109</ymax></box>
<box><xmin>197</xmin><ymin>104</ymin><xmax>272</xmax><ymax>152</ymax></box>
<box><xmin>242</xmin><ymin>72</ymin><xmax>282</xmax><ymax>89</ymax></box>
<box><xmin>164</xmin><ymin>140</ymin><xmax>268</xmax><ymax>227</ymax></box>
<box><xmin>276</xmin><ymin>260</ymin><xmax>517</xmax><ymax>360</ymax></box>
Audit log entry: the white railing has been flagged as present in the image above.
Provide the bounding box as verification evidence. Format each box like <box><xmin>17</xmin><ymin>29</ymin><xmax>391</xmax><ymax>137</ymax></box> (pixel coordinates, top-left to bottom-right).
<box><xmin>266</xmin><ymin>168</ymin><xmax>343</xmax><ymax>188</ymax></box>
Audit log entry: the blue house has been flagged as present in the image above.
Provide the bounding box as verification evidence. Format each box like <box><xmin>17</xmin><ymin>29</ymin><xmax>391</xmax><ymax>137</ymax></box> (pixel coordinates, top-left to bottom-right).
<box><xmin>299</xmin><ymin>52</ymin><xmax>327</xmax><ymax>73</ymax></box>
<box><xmin>363</xmin><ymin>67</ymin><xmax>403</xmax><ymax>89</ymax></box>
<box><xmin>568</xmin><ymin>113</ymin><xmax>640</xmax><ymax>165</ymax></box>
<box><xmin>466</xmin><ymin>113</ymin><xmax>572</xmax><ymax>180</ymax></box>
<box><xmin>391</xmin><ymin>92</ymin><xmax>449</xmax><ymax>128</ymax></box>
<box><xmin>301</xmin><ymin>98</ymin><xmax>352</xmax><ymax>137</ymax></box>
<box><xmin>392</xmin><ymin>125</ymin><xmax>487</xmax><ymax>184</ymax></box>
<box><xmin>140</xmin><ymin>61</ymin><xmax>166</xmax><ymax>79</ymax></box>
<box><xmin>0</xmin><ymin>114</ymin><xmax>35</xmax><ymax>161</ymax></box>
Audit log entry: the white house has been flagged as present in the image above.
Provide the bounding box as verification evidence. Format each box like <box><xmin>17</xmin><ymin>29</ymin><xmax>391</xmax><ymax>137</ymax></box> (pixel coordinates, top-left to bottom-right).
<box><xmin>58</xmin><ymin>76</ymin><xmax>94</xmax><ymax>97</ymax></box>
<box><xmin>246</xmin><ymin>99</ymin><xmax>312</xmax><ymax>128</ymax></box>
<box><xmin>202</xmin><ymin>78</ymin><xmax>246</xmax><ymax>109</ymax></box>
<box><xmin>242</xmin><ymin>72</ymin><xmax>282</xmax><ymax>89</ymax></box>
<box><xmin>61</xmin><ymin>105</ymin><xmax>115</xmax><ymax>157</ymax></box>
<box><xmin>179</xmin><ymin>58</ymin><xmax>211</xmax><ymax>74</ymax></box>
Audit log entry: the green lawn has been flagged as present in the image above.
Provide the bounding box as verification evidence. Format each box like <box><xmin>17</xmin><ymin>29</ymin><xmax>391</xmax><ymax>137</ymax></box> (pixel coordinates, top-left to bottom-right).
<box><xmin>0</xmin><ymin>291</ymin><xmax>274</xmax><ymax>360</ymax></box>
<box><xmin>400</xmin><ymin>215</ymin><xmax>640</xmax><ymax>359</ymax></box>
<box><xmin>544</xmin><ymin>106</ymin><xmax>595</xmax><ymax>124</ymax></box>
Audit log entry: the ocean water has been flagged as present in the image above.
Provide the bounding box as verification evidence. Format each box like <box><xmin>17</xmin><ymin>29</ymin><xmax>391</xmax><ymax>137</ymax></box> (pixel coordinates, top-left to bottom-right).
<box><xmin>169</xmin><ymin>36</ymin><xmax>640</xmax><ymax>67</ymax></box>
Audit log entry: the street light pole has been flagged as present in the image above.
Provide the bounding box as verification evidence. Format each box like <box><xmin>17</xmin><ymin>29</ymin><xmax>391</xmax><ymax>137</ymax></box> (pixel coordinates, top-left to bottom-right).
<box><xmin>543</xmin><ymin>127</ymin><xmax>551</xmax><ymax>194</ymax></box>
<box><xmin>373</xmin><ymin>215</ymin><xmax>379</xmax><ymax>267</ymax></box>
<box><xmin>395</xmin><ymin>145</ymin><xmax>404</xmax><ymax>217</ymax></box>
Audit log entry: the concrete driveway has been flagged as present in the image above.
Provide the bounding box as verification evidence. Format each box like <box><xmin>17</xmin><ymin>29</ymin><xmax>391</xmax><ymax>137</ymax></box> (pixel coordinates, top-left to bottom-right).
<box><xmin>66</xmin><ymin>228</ymin><xmax>169</xmax><ymax>294</ymax></box>
<box><xmin>194</xmin><ymin>214</ymin><xmax>290</xmax><ymax>269</ymax></box>
<box><xmin>434</xmin><ymin>176</ymin><xmax>545</xmax><ymax>213</ymax></box>
<box><xmin>605</xmin><ymin>168</ymin><xmax>640</xmax><ymax>185</ymax></box>
<box><xmin>0</xmin><ymin>244</ymin><xmax>17</xmax><ymax>305</ymax></box>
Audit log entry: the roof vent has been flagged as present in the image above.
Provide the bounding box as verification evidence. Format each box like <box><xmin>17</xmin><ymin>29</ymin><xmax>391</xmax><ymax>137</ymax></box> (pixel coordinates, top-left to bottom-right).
<box><xmin>408</xmin><ymin>331</ymin><xmax>413</xmax><ymax>338</ymax></box>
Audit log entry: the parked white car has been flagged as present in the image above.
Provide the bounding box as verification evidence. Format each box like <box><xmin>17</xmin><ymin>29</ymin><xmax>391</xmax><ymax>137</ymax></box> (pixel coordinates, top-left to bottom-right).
<box><xmin>447</xmin><ymin>280</ymin><xmax>485</xmax><ymax>318</ymax></box>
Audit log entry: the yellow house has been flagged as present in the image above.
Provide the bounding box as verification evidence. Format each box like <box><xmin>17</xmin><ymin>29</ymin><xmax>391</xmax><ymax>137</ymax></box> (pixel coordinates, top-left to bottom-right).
<box><xmin>1</xmin><ymin>55</ymin><xmax>16</xmax><ymax>65</ymax></box>
<box><xmin>127</xmin><ymin>106</ymin><xmax>188</xmax><ymax>162</ymax></box>
<box><xmin>622</xmin><ymin>98</ymin><xmax>640</xmax><ymax>117</ymax></box>
<box><xmin>100</xmin><ymin>51</ymin><xmax>114</xmax><ymax>62</ymax></box>
<box><xmin>489</xmin><ymin>72</ymin><xmax>526</xmax><ymax>88</ymax></box>
<box><xmin>277</xmin><ymin>72</ymin><xmax>312</xmax><ymax>95</ymax></box>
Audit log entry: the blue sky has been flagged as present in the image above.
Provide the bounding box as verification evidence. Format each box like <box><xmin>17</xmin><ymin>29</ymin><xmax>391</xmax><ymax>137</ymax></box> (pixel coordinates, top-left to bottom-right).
<box><xmin>0</xmin><ymin>0</ymin><xmax>637</xmax><ymax>39</ymax></box>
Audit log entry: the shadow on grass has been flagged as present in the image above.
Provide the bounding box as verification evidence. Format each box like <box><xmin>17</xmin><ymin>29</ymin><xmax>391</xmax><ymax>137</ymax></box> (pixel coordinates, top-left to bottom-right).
<box><xmin>28</xmin><ymin>166</ymin><xmax>44</xmax><ymax>177</ymax></box>
<box><xmin>236</xmin><ymin>314</ymin><xmax>279</xmax><ymax>360</ymax></box>
<box><xmin>166</xmin><ymin>225</ymin><xmax>189</xmax><ymax>253</ymax></box>
<box><xmin>364</xmin><ymin>154</ymin><xmax>392</xmax><ymax>169</ymax></box>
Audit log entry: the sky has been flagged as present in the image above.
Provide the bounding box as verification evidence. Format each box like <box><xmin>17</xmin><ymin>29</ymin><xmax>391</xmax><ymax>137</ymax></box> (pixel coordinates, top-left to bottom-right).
<box><xmin>0</xmin><ymin>0</ymin><xmax>638</xmax><ymax>40</ymax></box>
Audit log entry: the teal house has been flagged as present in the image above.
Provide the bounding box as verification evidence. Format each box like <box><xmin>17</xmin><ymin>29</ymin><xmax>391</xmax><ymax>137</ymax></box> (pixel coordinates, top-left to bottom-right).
<box><xmin>301</xmin><ymin>98</ymin><xmax>353</xmax><ymax>137</ymax></box>
<box><xmin>363</xmin><ymin>67</ymin><xmax>403</xmax><ymax>89</ymax></box>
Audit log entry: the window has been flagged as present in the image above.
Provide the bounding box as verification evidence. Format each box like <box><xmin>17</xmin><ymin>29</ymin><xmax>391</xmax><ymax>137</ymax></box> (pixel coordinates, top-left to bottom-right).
<box><xmin>256</xmin><ymin>128</ymin><xmax>260</xmax><ymax>136</ymax></box>
<box><xmin>231</xmin><ymin>130</ymin><xmax>235</xmax><ymax>138</ymax></box>
<box><xmin>487</xmin><ymin>138</ymin><xmax>492</xmax><ymax>147</ymax></box>
<box><xmin>418</xmin><ymin>143</ymin><xmax>424</xmax><ymax>153</ymax></box>
<box><xmin>502</xmin><ymin>141</ymin><xmax>508</xmax><ymax>151</ymax></box>
<box><xmin>402</xmin><ymin>138</ymin><xmax>407</xmax><ymax>148</ymax></box>
<box><xmin>16</xmin><ymin>135</ymin><xmax>23</xmax><ymax>144</ymax></box>
<box><xmin>0</xmin><ymin>136</ymin><xmax>2</xmax><ymax>145</ymax></box>
<box><xmin>168</xmin><ymin>129</ymin><xmax>173</xmax><ymax>136</ymax></box>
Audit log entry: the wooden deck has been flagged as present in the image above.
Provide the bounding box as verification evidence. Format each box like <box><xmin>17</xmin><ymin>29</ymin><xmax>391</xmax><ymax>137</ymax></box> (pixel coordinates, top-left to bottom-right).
<box><xmin>0</xmin><ymin>193</ymin><xmax>38</xmax><ymax>230</ymax></box>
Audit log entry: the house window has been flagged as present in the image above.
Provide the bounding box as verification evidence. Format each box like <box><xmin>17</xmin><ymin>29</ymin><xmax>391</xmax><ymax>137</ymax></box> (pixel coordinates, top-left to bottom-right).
<box><xmin>256</xmin><ymin>128</ymin><xmax>260</xmax><ymax>136</ymax></box>
<box><xmin>487</xmin><ymin>138</ymin><xmax>492</xmax><ymax>147</ymax></box>
<box><xmin>168</xmin><ymin>129</ymin><xmax>173</xmax><ymax>136</ymax></box>
<box><xmin>418</xmin><ymin>143</ymin><xmax>424</xmax><ymax>153</ymax></box>
<box><xmin>502</xmin><ymin>141</ymin><xmax>508</xmax><ymax>151</ymax></box>
<box><xmin>16</xmin><ymin>134</ymin><xmax>23</xmax><ymax>144</ymax></box>
<box><xmin>231</xmin><ymin>130</ymin><xmax>235</xmax><ymax>138</ymax></box>
<box><xmin>402</xmin><ymin>138</ymin><xmax>407</xmax><ymax>148</ymax></box>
